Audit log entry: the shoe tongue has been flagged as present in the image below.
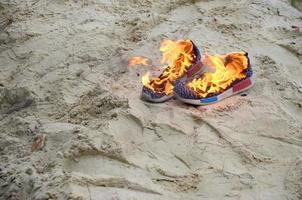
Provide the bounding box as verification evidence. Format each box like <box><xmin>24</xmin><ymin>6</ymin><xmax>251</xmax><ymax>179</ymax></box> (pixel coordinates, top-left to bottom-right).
<box><xmin>186</xmin><ymin>41</ymin><xmax>207</xmax><ymax>80</ymax></box>
<box><xmin>191</xmin><ymin>40</ymin><xmax>202</xmax><ymax>61</ymax></box>
<box><xmin>187</xmin><ymin>42</ymin><xmax>221</xmax><ymax>81</ymax></box>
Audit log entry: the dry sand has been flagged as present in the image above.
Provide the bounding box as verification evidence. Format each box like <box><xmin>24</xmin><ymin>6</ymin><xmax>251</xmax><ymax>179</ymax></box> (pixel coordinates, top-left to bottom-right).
<box><xmin>0</xmin><ymin>0</ymin><xmax>302</xmax><ymax>199</ymax></box>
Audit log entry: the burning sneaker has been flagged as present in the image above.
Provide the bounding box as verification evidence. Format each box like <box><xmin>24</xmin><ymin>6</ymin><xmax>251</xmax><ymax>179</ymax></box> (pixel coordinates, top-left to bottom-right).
<box><xmin>173</xmin><ymin>52</ymin><xmax>255</xmax><ymax>105</ymax></box>
<box><xmin>141</xmin><ymin>39</ymin><xmax>202</xmax><ymax>103</ymax></box>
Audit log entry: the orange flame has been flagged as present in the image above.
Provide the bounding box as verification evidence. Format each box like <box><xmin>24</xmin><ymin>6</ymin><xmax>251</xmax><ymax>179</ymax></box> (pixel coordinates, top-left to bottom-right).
<box><xmin>142</xmin><ymin>39</ymin><xmax>196</xmax><ymax>95</ymax></box>
<box><xmin>128</xmin><ymin>56</ymin><xmax>150</xmax><ymax>66</ymax></box>
<box><xmin>187</xmin><ymin>52</ymin><xmax>248</xmax><ymax>97</ymax></box>
<box><xmin>142</xmin><ymin>72</ymin><xmax>151</xmax><ymax>87</ymax></box>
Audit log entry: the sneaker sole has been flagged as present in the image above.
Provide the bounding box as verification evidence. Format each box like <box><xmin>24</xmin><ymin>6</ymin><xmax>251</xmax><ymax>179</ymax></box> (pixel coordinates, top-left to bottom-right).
<box><xmin>140</xmin><ymin>92</ymin><xmax>174</xmax><ymax>103</ymax></box>
<box><xmin>174</xmin><ymin>74</ymin><xmax>256</xmax><ymax>105</ymax></box>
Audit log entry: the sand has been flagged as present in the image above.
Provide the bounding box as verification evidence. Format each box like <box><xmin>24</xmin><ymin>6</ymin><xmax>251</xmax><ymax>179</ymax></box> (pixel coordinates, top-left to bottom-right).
<box><xmin>0</xmin><ymin>0</ymin><xmax>302</xmax><ymax>199</ymax></box>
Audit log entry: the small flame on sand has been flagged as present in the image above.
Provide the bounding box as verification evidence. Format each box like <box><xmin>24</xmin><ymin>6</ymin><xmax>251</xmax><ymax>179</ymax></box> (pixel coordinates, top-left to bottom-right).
<box><xmin>188</xmin><ymin>52</ymin><xmax>248</xmax><ymax>97</ymax></box>
<box><xmin>128</xmin><ymin>56</ymin><xmax>150</xmax><ymax>66</ymax></box>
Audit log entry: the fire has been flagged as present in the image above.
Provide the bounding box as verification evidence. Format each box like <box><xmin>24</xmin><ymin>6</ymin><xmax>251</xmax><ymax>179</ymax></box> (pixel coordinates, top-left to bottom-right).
<box><xmin>142</xmin><ymin>39</ymin><xmax>196</xmax><ymax>95</ymax></box>
<box><xmin>128</xmin><ymin>56</ymin><xmax>150</xmax><ymax>66</ymax></box>
<box><xmin>187</xmin><ymin>52</ymin><xmax>248</xmax><ymax>97</ymax></box>
<box><xmin>142</xmin><ymin>72</ymin><xmax>151</xmax><ymax>87</ymax></box>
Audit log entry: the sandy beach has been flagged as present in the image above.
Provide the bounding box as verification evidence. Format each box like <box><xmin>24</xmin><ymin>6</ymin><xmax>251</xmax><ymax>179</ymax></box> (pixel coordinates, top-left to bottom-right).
<box><xmin>0</xmin><ymin>0</ymin><xmax>302</xmax><ymax>199</ymax></box>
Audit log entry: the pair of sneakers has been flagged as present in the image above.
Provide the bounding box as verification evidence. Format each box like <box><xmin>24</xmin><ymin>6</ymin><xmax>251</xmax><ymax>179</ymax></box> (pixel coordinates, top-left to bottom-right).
<box><xmin>140</xmin><ymin>40</ymin><xmax>255</xmax><ymax>105</ymax></box>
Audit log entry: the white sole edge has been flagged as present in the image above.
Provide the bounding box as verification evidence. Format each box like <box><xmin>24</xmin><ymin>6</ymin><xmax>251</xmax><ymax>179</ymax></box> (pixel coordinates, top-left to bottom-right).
<box><xmin>140</xmin><ymin>92</ymin><xmax>174</xmax><ymax>103</ymax></box>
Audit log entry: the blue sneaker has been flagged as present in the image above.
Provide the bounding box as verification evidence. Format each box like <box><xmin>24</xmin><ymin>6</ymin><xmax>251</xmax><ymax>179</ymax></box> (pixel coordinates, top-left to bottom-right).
<box><xmin>141</xmin><ymin>40</ymin><xmax>203</xmax><ymax>103</ymax></box>
<box><xmin>173</xmin><ymin>52</ymin><xmax>255</xmax><ymax>105</ymax></box>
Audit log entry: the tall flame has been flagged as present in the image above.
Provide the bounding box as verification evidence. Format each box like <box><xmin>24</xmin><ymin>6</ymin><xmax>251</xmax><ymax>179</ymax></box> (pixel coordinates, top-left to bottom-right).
<box><xmin>142</xmin><ymin>39</ymin><xmax>196</xmax><ymax>95</ymax></box>
<box><xmin>142</xmin><ymin>72</ymin><xmax>151</xmax><ymax>87</ymax></box>
<box><xmin>187</xmin><ymin>52</ymin><xmax>248</xmax><ymax>97</ymax></box>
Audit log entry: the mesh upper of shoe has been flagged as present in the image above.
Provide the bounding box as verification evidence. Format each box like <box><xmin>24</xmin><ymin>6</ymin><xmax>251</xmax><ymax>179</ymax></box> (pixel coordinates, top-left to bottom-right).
<box><xmin>174</xmin><ymin>62</ymin><xmax>253</xmax><ymax>100</ymax></box>
<box><xmin>142</xmin><ymin>41</ymin><xmax>201</xmax><ymax>99</ymax></box>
